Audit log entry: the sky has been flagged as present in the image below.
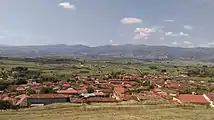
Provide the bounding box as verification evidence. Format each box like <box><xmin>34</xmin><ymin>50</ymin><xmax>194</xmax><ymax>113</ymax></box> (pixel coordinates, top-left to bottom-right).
<box><xmin>0</xmin><ymin>0</ymin><xmax>214</xmax><ymax>47</ymax></box>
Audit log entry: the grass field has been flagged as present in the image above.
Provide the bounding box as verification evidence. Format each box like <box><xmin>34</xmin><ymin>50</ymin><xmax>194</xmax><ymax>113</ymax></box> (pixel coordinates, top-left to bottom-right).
<box><xmin>1</xmin><ymin>103</ymin><xmax>214</xmax><ymax>120</ymax></box>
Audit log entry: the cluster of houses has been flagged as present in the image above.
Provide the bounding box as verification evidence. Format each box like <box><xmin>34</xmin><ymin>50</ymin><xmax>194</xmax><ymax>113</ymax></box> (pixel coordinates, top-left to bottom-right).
<box><xmin>1</xmin><ymin>73</ymin><xmax>214</xmax><ymax>108</ymax></box>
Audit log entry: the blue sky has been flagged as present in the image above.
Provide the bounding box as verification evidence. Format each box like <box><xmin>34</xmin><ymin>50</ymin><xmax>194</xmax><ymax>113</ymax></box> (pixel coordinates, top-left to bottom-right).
<box><xmin>0</xmin><ymin>0</ymin><xmax>214</xmax><ymax>47</ymax></box>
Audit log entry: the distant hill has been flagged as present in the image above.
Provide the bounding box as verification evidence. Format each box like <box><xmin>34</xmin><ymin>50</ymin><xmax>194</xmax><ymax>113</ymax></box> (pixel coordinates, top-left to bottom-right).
<box><xmin>0</xmin><ymin>44</ymin><xmax>214</xmax><ymax>62</ymax></box>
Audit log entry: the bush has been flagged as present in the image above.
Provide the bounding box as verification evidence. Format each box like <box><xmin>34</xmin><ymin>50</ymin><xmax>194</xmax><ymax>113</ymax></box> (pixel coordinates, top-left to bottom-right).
<box><xmin>149</xmin><ymin>66</ymin><xmax>158</xmax><ymax>69</ymax></box>
<box><xmin>14</xmin><ymin>78</ymin><xmax>27</xmax><ymax>85</ymax></box>
<box><xmin>160</xmin><ymin>69</ymin><xmax>167</xmax><ymax>73</ymax></box>
<box><xmin>0</xmin><ymin>84</ymin><xmax>8</xmax><ymax>91</ymax></box>
<box><xmin>27</xmin><ymin>89</ymin><xmax>36</xmax><ymax>95</ymax></box>
<box><xmin>40</xmin><ymin>87</ymin><xmax>56</xmax><ymax>94</ymax></box>
<box><xmin>79</xmin><ymin>71</ymin><xmax>90</xmax><ymax>74</ymax></box>
<box><xmin>208</xmin><ymin>79</ymin><xmax>214</xmax><ymax>83</ymax></box>
<box><xmin>87</xmin><ymin>87</ymin><xmax>94</xmax><ymax>93</ymax></box>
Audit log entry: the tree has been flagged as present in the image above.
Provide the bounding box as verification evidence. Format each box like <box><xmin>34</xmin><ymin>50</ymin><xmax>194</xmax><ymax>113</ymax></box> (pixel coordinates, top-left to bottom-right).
<box><xmin>149</xmin><ymin>66</ymin><xmax>158</xmax><ymax>69</ymax></box>
<box><xmin>0</xmin><ymin>85</ymin><xmax>8</xmax><ymax>91</ymax></box>
<box><xmin>27</xmin><ymin>89</ymin><xmax>36</xmax><ymax>95</ymax></box>
<box><xmin>87</xmin><ymin>87</ymin><xmax>94</xmax><ymax>93</ymax></box>
<box><xmin>40</xmin><ymin>87</ymin><xmax>56</xmax><ymax>94</ymax></box>
<box><xmin>160</xmin><ymin>69</ymin><xmax>167</xmax><ymax>73</ymax></box>
<box><xmin>14</xmin><ymin>78</ymin><xmax>27</xmax><ymax>85</ymax></box>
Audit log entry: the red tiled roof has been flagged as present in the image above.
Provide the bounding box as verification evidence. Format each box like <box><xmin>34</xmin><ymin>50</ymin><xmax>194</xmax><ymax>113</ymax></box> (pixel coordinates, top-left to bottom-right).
<box><xmin>15</xmin><ymin>94</ymin><xmax>29</xmax><ymax>99</ymax></box>
<box><xmin>206</xmin><ymin>93</ymin><xmax>214</xmax><ymax>101</ymax></box>
<box><xmin>114</xmin><ymin>87</ymin><xmax>125</xmax><ymax>93</ymax></box>
<box><xmin>62</xmin><ymin>83</ymin><xmax>71</xmax><ymax>88</ymax></box>
<box><xmin>153</xmin><ymin>88</ymin><xmax>162</xmax><ymax>92</ymax></box>
<box><xmin>123</xmin><ymin>84</ymin><xmax>132</xmax><ymax>88</ymax></box>
<box><xmin>29</xmin><ymin>94</ymin><xmax>68</xmax><ymax>99</ymax></box>
<box><xmin>57</xmin><ymin>89</ymin><xmax>77</xmax><ymax>94</ymax></box>
<box><xmin>177</xmin><ymin>94</ymin><xmax>209</xmax><ymax>104</ymax></box>
<box><xmin>16</xmin><ymin>87</ymin><xmax>26</xmax><ymax>91</ymax></box>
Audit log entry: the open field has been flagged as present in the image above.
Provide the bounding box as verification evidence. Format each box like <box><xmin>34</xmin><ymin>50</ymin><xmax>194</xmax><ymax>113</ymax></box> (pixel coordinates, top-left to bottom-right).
<box><xmin>0</xmin><ymin>59</ymin><xmax>203</xmax><ymax>77</ymax></box>
<box><xmin>1</xmin><ymin>103</ymin><xmax>214</xmax><ymax>120</ymax></box>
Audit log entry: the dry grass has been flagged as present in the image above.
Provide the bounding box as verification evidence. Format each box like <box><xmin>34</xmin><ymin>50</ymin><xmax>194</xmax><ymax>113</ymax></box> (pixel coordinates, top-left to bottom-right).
<box><xmin>1</xmin><ymin>103</ymin><xmax>214</xmax><ymax>120</ymax></box>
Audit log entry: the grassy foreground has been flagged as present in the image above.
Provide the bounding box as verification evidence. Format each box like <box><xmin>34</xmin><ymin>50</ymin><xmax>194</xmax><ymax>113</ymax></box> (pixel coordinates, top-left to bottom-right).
<box><xmin>1</xmin><ymin>103</ymin><xmax>214</xmax><ymax>120</ymax></box>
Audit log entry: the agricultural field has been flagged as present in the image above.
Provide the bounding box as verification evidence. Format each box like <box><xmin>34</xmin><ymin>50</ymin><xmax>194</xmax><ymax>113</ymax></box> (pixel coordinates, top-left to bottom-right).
<box><xmin>0</xmin><ymin>58</ymin><xmax>206</xmax><ymax>77</ymax></box>
<box><xmin>1</xmin><ymin>103</ymin><xmax>214</xmax><ymax>120</ymax></box>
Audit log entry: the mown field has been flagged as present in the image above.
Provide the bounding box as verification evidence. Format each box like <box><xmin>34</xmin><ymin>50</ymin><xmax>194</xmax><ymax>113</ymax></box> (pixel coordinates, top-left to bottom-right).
<box><xmin>0</xmin><ymin>103</ymin><xmax>214</xmax><ymax>120</ymax></box>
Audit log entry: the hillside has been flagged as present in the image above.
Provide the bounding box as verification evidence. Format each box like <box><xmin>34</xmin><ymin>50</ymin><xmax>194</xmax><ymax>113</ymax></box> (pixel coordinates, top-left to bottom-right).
<box><xmin>0</xmin><ymin>103</ymin><xmax>213</xmax><ymax>120</ymax></box>
<box><xmin>1</xmin><ymin>44</ymin><xmax>214</xmax><ymax>61</ymax></box>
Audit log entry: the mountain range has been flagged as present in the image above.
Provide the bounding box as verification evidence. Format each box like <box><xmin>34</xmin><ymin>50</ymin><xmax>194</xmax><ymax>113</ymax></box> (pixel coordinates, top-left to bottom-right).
<box><xmin>0</xmin><ymin>44</ymin><xmax>214</xmax><ymax>62</ymax></box>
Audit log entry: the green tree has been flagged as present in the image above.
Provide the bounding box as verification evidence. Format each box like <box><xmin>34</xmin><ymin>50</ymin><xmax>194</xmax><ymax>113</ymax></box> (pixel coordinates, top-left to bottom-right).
<box><xmin>87</xmin><ymin>87</ymin><xmax>94</xmax><ymax>93</ymax></box>
<box><xmin>40</xmin><ymin>87</ymin><xmax>56</xmax><ymax>94</ymax></box>
<box><xmin>27</xmin><ymin>89</ymin><xmax>36</xmax><ymax>95</ymax></box>
<box><xmin>14</xmin><ymin>78</ymin><xmax>27</xmax><ymax>85</ymax></box>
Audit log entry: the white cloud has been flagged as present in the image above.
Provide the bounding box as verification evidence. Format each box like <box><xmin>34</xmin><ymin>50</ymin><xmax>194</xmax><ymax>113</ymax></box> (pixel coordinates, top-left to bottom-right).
<box><xmin>165</xmin><ymin>32</ymin><xmax>178</xmax><ymax>36</ymax></box>
<box><xmin>109</xmin><ymin>40</ymin><xmax>113</xmax><ymax>43</ymax></box>
<box><xmin>134</xmin><ymin>28</ymin><xmax>156</xmax><ymax>34</ymax></box>
<box><xmin>0</xmin><ymin>35</ymin><xmax>4</xmax><ymax>39</ymax></box>
<box><xmin>133</xmin><ymin>27</ymin><xmax>157</xmax><ymax>39</ymax></box>
<box><xmin>58</xmin><ymin>2</ymin><xmax>76</xmax><ymax>10</ymax></box>
<box><xmin>165</xmin><ymin>32</ymin><xmax>172</xmax><ymax>36</ymax></box>
<box><xmin>165</xmin><ymin>31</ymin><xmax>189</xmax><ymax>37</ymax></box>
<box><xmin>172</xmin><ymin>41</ymin><xmax>178</xmax><ymax>45</ymax></box>
<box><xmin>121</xmin><ymin>17</ymin><xmax>143</xmax><ymax>24</ymax></box>
<box><xmin>164</xmin><ymin>20</ymin><xmax>174</xmax><ymax>22</ymax></box>
<box><xmin>180</xmin><ymin>32</ymin><xmax>189</xmax><ymax>36</ymax></box>
<box><xmin>133</xmin><ymin>32</ymin><xmax>150</xmax><ymax>40</ymax></box>
<box><xmin>183</xmin><ymin>41</ymin><xmax>192</xmax><ymax>45</ymax></box>
<box><xmin>183</xmin><ymin>25</ymin><xmax>193</xmax><ymax>30</ymax></box>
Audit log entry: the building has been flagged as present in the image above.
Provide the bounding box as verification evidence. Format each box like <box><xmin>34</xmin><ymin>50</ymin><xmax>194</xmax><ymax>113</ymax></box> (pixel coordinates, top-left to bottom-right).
<box><xmin>173</xmin><ymin>94</ymin><xmax>210</xmax><ymax>104</ymax></box>
<box><xmin>27</xmin><ymin>94</ymin><xmax>69</xmax><ymax>106</ymax></box>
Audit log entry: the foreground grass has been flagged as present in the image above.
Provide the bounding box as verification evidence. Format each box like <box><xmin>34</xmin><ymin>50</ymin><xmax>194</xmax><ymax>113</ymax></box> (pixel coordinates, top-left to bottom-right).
<box><xmin>1</xmin><ymin>103</ymin><xmax>214</xmax><ymax>120</ymax></box>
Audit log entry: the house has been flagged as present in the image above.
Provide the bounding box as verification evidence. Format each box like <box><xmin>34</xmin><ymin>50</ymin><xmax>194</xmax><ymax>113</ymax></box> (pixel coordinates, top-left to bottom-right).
<box><xmin>205</xmin><ymin>93</ymin><xmax>214</xmax><ymax>102</ymax></box>
<box><xmin>56</xmin><ymin>88</ymin><xmax>78</xmax><ymax>95</ymax></box>
<box><xmin>62</xmin><ymin>83</ymin><xmax>71</xmax><ymax>88</ymax></box>
<box><xmin>153</xmin><ymin>88</ymin><xmax>162</xmax><ymax>93</ymax></box>
<box><xmin>80</xmin><ymin>93</ymin><xmax>96</xmax><ymax>98</ymax></box>
<box><xmin>114</xmin><ymin>87</ymin><xmax>125</xmax><ymax>94</ymax></box>
<box><xmin>27</xmin><ymin>94</ymin><xmax>69</xmax><ymax>106</ymax></box>
<box><xmin>15</xmin><ymin>94</ymin><xmax>29</xmax><ymax>107</ymax></box>
<box><xmin>173</xmin><ymin>94</ymin><xmax>210</xmax><ymax>104</ymax></box>
<box><xmin>204</xmin><ymin>93</ymin><xmax>214</xmax><ymax>107</ymax></box>
<box><xmin>16</xmin><ymin>87</ymin><xmax>26</xmax><ymax>92</ymax></box>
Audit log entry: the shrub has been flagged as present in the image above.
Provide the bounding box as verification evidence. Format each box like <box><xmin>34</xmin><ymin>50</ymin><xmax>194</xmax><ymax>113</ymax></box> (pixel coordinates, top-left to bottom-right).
<box><xmin>27</xmin><ymin>89</ymin><xmax>36</xmax><ymax>95</ymax></box>
<box><xmin>87</xmin><ymin>87</ymin><xmax>94</xmax><ymax>93</ymax></box>
<box><xmin>149</xmin><ymin>66</ymin><xmax>158</xmax><ymax>69</ymax></box>
<box><xmin>79</xmin><ymin>71</ymin><xmax>90</xmax><ymax>74</ymax></box>
<box><xmin>40</xmin><ymin>87</ymin><xmax>56</xmax><ymax>94</ymax></box>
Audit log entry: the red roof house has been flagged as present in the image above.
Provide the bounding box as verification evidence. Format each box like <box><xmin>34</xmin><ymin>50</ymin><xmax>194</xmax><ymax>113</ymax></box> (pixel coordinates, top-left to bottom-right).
<box><xmin>57</xmin><ymin>89</ymin><xmax>77</xmax><ymax>94</ymax></box>
<box><xmin>62</xmin><ymin>83</ymin><xmax>71</xmax><ymax>88</ymax></box>
<box><xmin>114</xmin><ymin>87</ymin><xmax>125</xmax><ymax>94</ymax></box>
<box><xmin>206</xmin><ymin>93</ymin><xmax>214</xmax><ymax>101</ymax></box>
<box><xmin>174</xmin><ymin>94</ymin><xmax>209</xmax><ymax>104</ymax></box>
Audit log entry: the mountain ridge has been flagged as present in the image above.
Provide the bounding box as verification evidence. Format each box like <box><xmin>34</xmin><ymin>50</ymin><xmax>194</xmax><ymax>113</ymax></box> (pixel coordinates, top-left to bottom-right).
<box><xmin>0</xmin><ymin>44</ymin><xmax>214</xmax><ymax>61</ymax></box>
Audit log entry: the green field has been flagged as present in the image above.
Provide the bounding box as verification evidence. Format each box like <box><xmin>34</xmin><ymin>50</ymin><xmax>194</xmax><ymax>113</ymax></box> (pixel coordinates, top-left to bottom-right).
<box><xmin>1</xmin><ymin>103</ymin><xmax>214</xmax><ymax>120</ymax></box>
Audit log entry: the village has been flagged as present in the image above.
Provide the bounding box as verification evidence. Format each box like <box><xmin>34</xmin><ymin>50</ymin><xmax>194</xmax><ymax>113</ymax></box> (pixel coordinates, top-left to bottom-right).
<box><xmin>1</xmin><ymin>64</ymin><xmax>214</xmax><ymax>109</ymax></box>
